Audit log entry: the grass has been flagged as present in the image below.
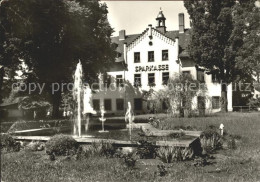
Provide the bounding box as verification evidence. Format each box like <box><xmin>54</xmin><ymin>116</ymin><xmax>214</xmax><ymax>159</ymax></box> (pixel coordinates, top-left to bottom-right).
<box><xmin>1</xmin><ymin>112</ymin><xmax>260</xmax><ymax>181</ymax></box>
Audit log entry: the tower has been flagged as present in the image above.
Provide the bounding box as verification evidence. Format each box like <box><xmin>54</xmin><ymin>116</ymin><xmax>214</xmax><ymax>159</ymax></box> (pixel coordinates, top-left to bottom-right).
<box><xmin>156</xmin><ymin>8</ymin><xmax>166</xmax><ymax>34</ymax></box>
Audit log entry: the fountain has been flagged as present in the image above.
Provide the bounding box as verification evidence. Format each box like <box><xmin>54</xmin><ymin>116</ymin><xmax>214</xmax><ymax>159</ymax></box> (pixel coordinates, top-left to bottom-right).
<box><xmin>82</xmin><ymin>84</ymin><xmax>96</xmax><ymax>132</ymax></box>
<box><xmin>125</xmin><ymin>102</ymin><xmax>135</xmax><ymax>140</ymax></box>
<box><xmin>73</xmin><ymin>61</ymin><xmax>96</xmax><ymax>137</ymax></box>
<box><xmin>8</xmin><ymin>63</ymin><xmax>202</xmax><ymax>155</ymax></box>
<box><xmin>73</xmin><ymin>61</ymin><xmax>83</xmax><ymax>137</ymax></box>
<box><xmin>98</xmin><ymin>106</ymin><xmax>108</xmax><ymax>133</ymax></box>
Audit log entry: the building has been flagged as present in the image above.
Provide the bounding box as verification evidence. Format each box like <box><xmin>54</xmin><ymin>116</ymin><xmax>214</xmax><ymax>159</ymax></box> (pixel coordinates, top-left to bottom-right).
<box><xmin>91</xmin><ymin>10</ymin><xmax>233</xmax><ymax>115</ymax></box>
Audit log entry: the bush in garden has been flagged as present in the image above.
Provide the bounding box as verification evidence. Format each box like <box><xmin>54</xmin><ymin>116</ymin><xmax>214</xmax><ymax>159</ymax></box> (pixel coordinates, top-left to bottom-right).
<box><xmin>123</xmin><ymin>152</ymin><xmax>137</xmax><ymax>169</ymax></box>
<box><xmin>45</xmin><ymin>134</ymin><xmax>79</xmax><ymax>156</ymax></box>
<box><xmin>227</xmin><ymin>137</ymin><xmax>236</xmax><ymax>149</ymax></box>
<box><xmin>200</xmin><ymin>126</ymin><xmax>222</xmax><ymax>154</ymax></box>
<box><xmin>157</xmin><ymin>146</ymin><xmax>194</xmax><ymax>163</ymax></box>
<box><xmin>0</xmin><ymin>134</ymin><xmax>20</xmax><ymax>152</ymax></box>
<box><xmin>84</xmin><ymin>141</ymin><xmax>117</xmax><ymax>158</ymax></box>
<box><xmin>136</xmin><ymin>140</ymin><xmax>157</xmax><ymax>159</ymax></box>
<box><xmin>26</xmin><ymin>141</ymin><xmax>45</xmax><ymax>151</ymax></box>
<box><xmin>100</xmin><ymin>142</ymin><xmax>117</xmax><ymax>157</ymax></box>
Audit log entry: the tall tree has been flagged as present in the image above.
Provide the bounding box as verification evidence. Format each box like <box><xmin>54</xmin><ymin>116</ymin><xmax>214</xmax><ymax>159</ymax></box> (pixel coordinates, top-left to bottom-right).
<box><xmin>184</xmin><ymin>0</ymin><xmax>236</xmax><ymax>112</ymax></box>
<box><xmin>0</xmin><ymin>0</ymin><xmax>116</xmax><ymax>117</ymax></box>
<box><xmin>231</xmin><ymin>0</ymin><xmax>260</xmax><ymax>86</ymax></box>
<box><xmin>0</xmin><ymin>0</ymin><xmax>22</xmax><ymax>103</ymax></box>
<box><xmin>184</xmin><ymin>0</ymin><xmax>260</xmax><ymax>112</ymax></box>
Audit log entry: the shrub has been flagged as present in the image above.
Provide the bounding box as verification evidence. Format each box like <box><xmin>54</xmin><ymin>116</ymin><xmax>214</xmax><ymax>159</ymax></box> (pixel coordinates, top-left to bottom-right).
<box><xmin>157</xmin><ymin>146</ymin><xmax>194</xmax><ymax>163</ymax></box>
<box><xmin>200</xmin><ymin>126</ymin><xmax>222</xmax><ymax>154</ymax></box>
<box><xmin>0</xmin><ymin>134</ymin><xmax>20</xmax><ymax>152</ymax></box>
<box><xmin>227</xmin><ymin>137</ymin><xmax>236</xmax><ymax>149</ymax></box>
<box><xmin>26</xmin><ymin>141</ymin><xmax>44</xmax><ymax>151</ymax></box>
<box><xmin>148</xmin><ymin>117</ymin><xmax>161</xmax><ymax>128</ymax></box>
<box><xmin>45</xmin><ymin>134</ymin><xmax>79</xmax><ymax>156</ymax></box>
<box><xmin>123</xmin><ymin>152</ymin><xmax>137</xmax><ymax>169</ymax></box>
<box><xmin>136</xmin><ymin>140</ymin><xmax>157</xmax><ymax>159</ymax></box>
<box><xmin>85</xmin><ymin>141</ymin><xmax>117</xmax><ymax>158</ymax></box>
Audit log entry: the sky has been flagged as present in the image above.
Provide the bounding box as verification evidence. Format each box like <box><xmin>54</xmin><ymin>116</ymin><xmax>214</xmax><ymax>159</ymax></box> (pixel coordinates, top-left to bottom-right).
<box><xmin>101</xmin><ymin>1</ymin><xmax>191</xmax><ymax>36</ymax></box>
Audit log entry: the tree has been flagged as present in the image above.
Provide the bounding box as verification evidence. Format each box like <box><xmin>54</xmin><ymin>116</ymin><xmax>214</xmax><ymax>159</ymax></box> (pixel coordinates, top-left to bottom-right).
<box><xmin>0</xmin><ymin>0</ymin><xmax>22</xmax><ymax>103</ymax></box>
<box><xmin>0</xmin><ymin>0</ymin><xmax>116</xmax><ymax>117</ymax></box>
<box><xmin>231</xmin><ymin>0</ymin><xmax>260</xmax><ymax>88</ymax></box>
<box><xmin>184</xmin><ymin>0</ymin><xmax>236</xmax><ymax>112</ymax></box>
<box><xmin>156</xmin><ymin>73</ymin><xmax>207</xmax><ymax>117</ymax></box>
<box><xmin>184</xmin><ymin>0</ymin><xmax>260</xmax><ymax>112</ymax></box>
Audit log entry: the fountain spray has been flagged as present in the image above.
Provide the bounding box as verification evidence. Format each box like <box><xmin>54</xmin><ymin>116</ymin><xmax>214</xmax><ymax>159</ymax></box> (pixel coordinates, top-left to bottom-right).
<box><xmin>125</xmin><ymin>102</ymin><xmax>134</xmax><ymax>140</ymax></box>
<box><xmin>73</xmin><ymin>61</ymin><xmax>83</xmax><ymax>137</ymax></box>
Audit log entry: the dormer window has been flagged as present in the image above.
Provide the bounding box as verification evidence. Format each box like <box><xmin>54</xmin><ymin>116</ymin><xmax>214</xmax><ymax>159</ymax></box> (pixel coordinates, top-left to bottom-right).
<box><xmin>134</xmin><ymin>52</ymin><xmax>140</xmax><ymax>63</ymax></box>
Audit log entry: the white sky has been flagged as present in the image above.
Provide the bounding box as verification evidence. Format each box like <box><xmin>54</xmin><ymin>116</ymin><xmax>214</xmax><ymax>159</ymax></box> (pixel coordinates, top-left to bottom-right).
<box><xmin>101</xmin><ymin>1</ymin><xmax>191</xmax><ymax>36</ymax></box>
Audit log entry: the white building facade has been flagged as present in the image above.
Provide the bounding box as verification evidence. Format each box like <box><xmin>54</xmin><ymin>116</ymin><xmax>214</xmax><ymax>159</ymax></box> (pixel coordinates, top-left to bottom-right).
<box><xmin>92</xmin><ymin>10</ymin><xmax>233</xmax><ymax>115</ymax></box>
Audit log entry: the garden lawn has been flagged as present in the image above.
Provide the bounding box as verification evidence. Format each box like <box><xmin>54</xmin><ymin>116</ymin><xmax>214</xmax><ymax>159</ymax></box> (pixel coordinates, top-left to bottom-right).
<box><xmin>1</xmin><ymin>112</ymin><xmax>260</xmax><ymax>182</ymax></box>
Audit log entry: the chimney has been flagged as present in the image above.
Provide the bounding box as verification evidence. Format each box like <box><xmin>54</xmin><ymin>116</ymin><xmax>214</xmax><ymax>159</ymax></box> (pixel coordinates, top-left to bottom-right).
<box><xmin>119</xmin><ymin>30</ymin><xmax>126</xmax><ymax>40</ymax></box>
<box><xmin>148</xmin><ymin>24</ymin><xmax>152</xmax><ymax>37</ymax></box>
<box><xmin>123</xmin><ymin>43</ymin><xmax>127</xmax><ymax>64</ymax></box>
<box><xmin>179</xmin><ymin>13</ymin><xmax>185</xmax><ymax>33</ymax></box>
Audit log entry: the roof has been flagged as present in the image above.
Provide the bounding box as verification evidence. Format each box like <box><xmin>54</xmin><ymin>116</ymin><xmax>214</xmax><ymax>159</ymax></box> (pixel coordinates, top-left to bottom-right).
<box><xmin>111</xmin><ymin>33</ymin><xmax>140</xmax><ymax>63</ymax></box>
<box><xmin>107</xmin><ymin>61</ymin><xmax>126</xmax><ymax>72</ymax></box>
<box><xmin>156</xmin><ymin>11</ymin><xmax>166</xmax><ymax>20</ymax></box>
<box><xmin>111</xmin><ymin>28</ymin><xmax>192</xmax><ymax>70</ymax></box>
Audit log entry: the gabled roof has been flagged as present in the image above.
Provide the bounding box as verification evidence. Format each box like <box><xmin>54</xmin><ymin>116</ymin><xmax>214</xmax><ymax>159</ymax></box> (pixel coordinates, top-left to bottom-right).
<box><xmin>111</xmin><ymin>28</ymin><xmax>192</xmax><ymax>70</ymax></box>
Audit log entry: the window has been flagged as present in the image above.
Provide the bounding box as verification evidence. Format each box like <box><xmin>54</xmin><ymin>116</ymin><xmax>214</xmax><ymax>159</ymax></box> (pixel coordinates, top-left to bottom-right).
<box><xmin>182</xmin><ymin>71</ymin><xmax>190</xmax><ymax>76</ymax></box>
<box><xmin>116</xmin><ymin>75</ymin><xmax>123</xmax><ymax>87</ymax></box>
<box><xmin>148</xmin><ymin>73</ymin><xmax>155</xmax><ymax>86</ymax></box>
<box><xmin>103</xmin><ymin>73</ymin><xmax>111</xmax><ymax>88</ymax></box>
<box><xmin>212</xmin><ymin>73</ymin><xmax>219</xmax><ymax>83</ymax></box>
<box><xmin>197</xmin><ymin>96</ymin><xmax>205</xmax><ymax>109</ymax></box>
<box><xmin>134</xmin><ymin>52</ymin><xmax>140</xmax><ymax>63</ymax></box>
<box><xmin>162</xmin><ymin>72</ymin><xmax>169</xmax><ymax>85</ymax></box>
<box><xmin>104</xmin><ymin>99</ymin><xmax>112</xmax><ymax>111</ymax></box>
<box><xmin>212</xmin><ymin>96</ymin><xmax>220</xmax><ymax>109</ymax></box>
<box><xmin>148</xmin><ymin>51</ymin><xmax>154</xmax><ymax>62</ymax></box>
<box><xmin>134</xmin><ymin>74</ymin><xmax>141</xmax><ymax>87</ymax></box>
<box><xmin>116</xmin><ymin>99</ymin><xmax>124</xmax><ymax>111</ymax></box>
<box><xmin>93</xmin><ymin>99</ymin><xmax>100</xmax><ymax>111</ymax></box>
<box><xmin>134</xmin><ymin>98</ymin><xmax>142</xmax><ymax>110</ymax></box>
<box><xmin>197</xmin><ymin>70</ymin><xmax>205</xmax><ymax>82</ymax></box>
<box><xmin>162</xmin><ymin>50</ymin><xmax>168</xmax><ymax>61</ymax></box>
